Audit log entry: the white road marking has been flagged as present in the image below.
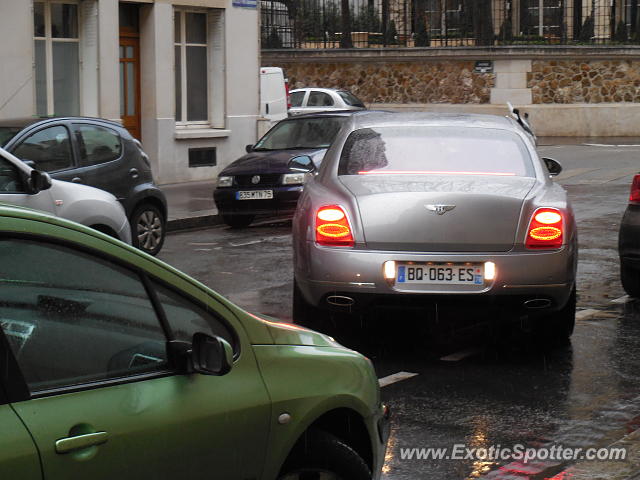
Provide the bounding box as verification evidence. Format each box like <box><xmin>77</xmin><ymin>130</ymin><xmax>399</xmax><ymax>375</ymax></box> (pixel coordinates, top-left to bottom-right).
<box><xmin>229</xmin><ymin>235</ymin><xmax>289</xmax><ymax>247</ymax></box>
<box><xmin>556</xmin><ymin>167</ymin><xmax>601</xmax><ymax>180</ymax></box>
<box><xmin>583</xmin><ymin>143</ymin><xmax>640</xmax><ymax>147</ymax></box>
<box><xmin>378</xmin><ymin>371</ymin><xmax>418</xmax><ymax>388</ymax></box>
<box><xmin>194</xmin><ymin>248</ymin><xmax>212</xmax><ymax>252</ymax></box>
<box><xmin>576</xmin><ymin>308</ymin><xmax>602</xmax><ymax>321</ymax></box>
<box><xmin>230</xmin><ymin>240</ymin><xmax>263</xmax><ymax>247</ymax></box>
<box><xmin>611</xmin><ymin>295</ymin><xmax>630</xmax><ymax>304</ymax></box>
<box><xmin>440</xmin><ymin>347</ymin><xmax>482</xmax><ymax>362</ymax></box>
<box><xmin>189</xmin><ymin>242</ymin><xmax>218</xmax><ymax>246</ymax></box>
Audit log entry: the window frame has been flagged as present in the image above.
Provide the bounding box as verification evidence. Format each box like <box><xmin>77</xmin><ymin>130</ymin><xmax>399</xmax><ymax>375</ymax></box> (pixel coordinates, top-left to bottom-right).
<box><xmin>289</xmin><ymin>90</ymin><xmax>305</xmax><ymax>108</ymax></box>
<box><xmin>72</xmin><ymin>122</ymin><xmax>124</xmax><ymax>167</ymax></box>
<box><xmin>0</xmin><ymin>232</ymin><xmax>240</xmax><ymax>401</ymax></box>
<box><xmin>174</xmin><ymin>8</ymin><xmax>210</xmax><ymax>126</ymax></box>
<box><xmin>34</xmin><ymin>0</ymin><xmax>81</xmax><ymax>117</ymax></box>
<box><xmin>10</xmin><ymin>122</ymin><xmax>78</xmax><ymax>173</ymax></box>
<box><xmin>307</xmin><ymin>91</ymin><xmax>335</xmax><ymax>107</ymax></box>
<box><xmin>0</xmin><ymin>155</ymin><xmax>27</xmax><ymax>194</ymax></box>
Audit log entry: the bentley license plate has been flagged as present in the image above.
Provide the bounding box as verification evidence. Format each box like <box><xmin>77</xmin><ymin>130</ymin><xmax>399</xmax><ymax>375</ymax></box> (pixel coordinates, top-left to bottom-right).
<box><xmin>236</xmin><ymin>190</ymin><xmax>273</xmax><ymax>200</ymax></box>
<box><xmin>397</xmin><ymin>264</ymin><xmax>484</xmax><ymax>285</ymax></box>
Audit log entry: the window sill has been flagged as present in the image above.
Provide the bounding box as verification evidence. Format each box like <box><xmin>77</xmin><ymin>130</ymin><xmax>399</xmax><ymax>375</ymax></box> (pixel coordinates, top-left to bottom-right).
<box><xmin>174</xmin><ymin>128</ymin><xmax>230</xmax><ymax>140</ymax></box>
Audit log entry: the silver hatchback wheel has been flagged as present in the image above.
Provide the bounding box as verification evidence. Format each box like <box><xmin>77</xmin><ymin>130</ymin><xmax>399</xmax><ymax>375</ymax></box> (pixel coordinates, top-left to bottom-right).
<box><xmin>131</xmin><ymin>204</ymin><xmax>165</xmax><ymax>255</ymax></box>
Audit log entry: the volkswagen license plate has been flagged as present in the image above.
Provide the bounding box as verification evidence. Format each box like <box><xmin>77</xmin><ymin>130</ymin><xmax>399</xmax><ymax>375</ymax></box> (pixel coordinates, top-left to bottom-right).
<box><xmin>397</xmin><ymin>264</ymin><xmax>484</xmax><ymax>285</ymax></box>
<box><xmin>236</xmin><ymin>190</ymin><xmax>273</xmax><ymax>200</ymax></box>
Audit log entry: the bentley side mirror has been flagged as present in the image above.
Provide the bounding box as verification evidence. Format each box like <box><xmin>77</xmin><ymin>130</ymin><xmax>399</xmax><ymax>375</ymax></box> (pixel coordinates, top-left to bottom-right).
<box><xmin>542</xmin><ymin>157</ymin><xmax>563</xmax><ymax>177</ymax></box>
<box><xmin>288</xmin><ymin>155</ymin><xmax>315</xmax><ymax>173</ymax></box>
<box><xmin>191</xmin><ymin>333</ymin><xmax>233</xmax><ymax>376</ymax></box>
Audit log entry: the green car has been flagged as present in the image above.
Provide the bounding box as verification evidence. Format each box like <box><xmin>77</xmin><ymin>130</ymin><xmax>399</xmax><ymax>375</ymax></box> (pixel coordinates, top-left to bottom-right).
<box><xmin>0</xmin><ymin>204</ymin><xmax>388</xmax><ymax>479</ymax></box>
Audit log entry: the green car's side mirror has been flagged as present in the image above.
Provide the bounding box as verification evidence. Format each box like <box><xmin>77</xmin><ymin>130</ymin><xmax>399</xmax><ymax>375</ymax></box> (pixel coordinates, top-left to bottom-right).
<box><xmin>191</xmin><ymin>333</ymin><xmax>233</xmax><ymax>376</ymax></box>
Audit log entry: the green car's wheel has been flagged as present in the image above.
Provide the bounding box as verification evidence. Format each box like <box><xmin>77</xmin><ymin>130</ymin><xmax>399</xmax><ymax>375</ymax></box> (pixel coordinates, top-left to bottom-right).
<box><xmin>278</xmin><ymin>430</ymin><xmax>371</xmax><ymax>480</ymax></box>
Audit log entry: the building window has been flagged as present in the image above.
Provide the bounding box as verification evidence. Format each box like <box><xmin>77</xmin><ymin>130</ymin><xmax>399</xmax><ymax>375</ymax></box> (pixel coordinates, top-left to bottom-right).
<box><xmin>174</xmin><ymin>10</ymin><xmax>209</xmax><ymax>124</ymax></box>
<box><xmin>520</xmin><ymin>0</ymin><xmax>564</xmax><ymax>38</ymax></box>
<box><xmin>34</xmin><ymin>1</ymin><xmax>80</xmax><ymax>116</ymax></box>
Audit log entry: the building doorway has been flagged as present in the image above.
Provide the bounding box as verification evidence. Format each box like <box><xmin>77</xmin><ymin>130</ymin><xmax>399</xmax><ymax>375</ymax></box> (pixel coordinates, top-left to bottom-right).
<box><xmin>119</xmin><ymin>3</ymin><xmax>141</xmax><ymax>140</ymax></box>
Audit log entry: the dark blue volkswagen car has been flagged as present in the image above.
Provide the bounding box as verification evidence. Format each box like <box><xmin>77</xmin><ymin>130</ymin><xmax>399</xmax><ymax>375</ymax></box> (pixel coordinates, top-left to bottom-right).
<box><xmin>213</xmin><ymin>113</ymin><xmax>352</xmax><ymax>228</ymax></box>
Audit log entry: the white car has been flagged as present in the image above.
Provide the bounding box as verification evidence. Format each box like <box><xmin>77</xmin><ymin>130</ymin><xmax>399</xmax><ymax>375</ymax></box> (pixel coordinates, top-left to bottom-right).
<box><xmin>0</xmin><ymin>147</ymin><xmax>131</xmax><ymax>244</ymax></box>
<box><xmin>288</xmin><ymin>88</ymin><xmax>366</xmax><ymax>116</ymax></box>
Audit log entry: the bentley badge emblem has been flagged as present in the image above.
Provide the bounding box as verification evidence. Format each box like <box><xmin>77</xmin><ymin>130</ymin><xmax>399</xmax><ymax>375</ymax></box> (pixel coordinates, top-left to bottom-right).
<box><xmin>426</xmin><ymin>204</ymin><xmax>456</xmax><ymax>215</ymax></box>
<box><xmin>251</xmin><ymin>175</ymin><xmax>261</xmax><ymax>185</ymax></box>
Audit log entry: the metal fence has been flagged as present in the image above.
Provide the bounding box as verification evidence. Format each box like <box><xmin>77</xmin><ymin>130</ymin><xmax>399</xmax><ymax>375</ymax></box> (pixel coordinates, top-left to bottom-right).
<box><xmin>261</xmin><ymin>0</ymin><xmax>640</xmax><ymax>48</ymax></box>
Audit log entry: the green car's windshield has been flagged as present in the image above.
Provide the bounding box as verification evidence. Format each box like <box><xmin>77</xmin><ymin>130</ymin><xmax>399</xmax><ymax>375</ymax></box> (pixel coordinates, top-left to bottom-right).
<box><xmin>0</xmin><ymin>127</ymin><xmax>21</xmax><ymax>148</ymax></box>
<box><xmin>253</xmin><ymin>117</ymin><xmax>347</xmax><ymax>151</ymax></box>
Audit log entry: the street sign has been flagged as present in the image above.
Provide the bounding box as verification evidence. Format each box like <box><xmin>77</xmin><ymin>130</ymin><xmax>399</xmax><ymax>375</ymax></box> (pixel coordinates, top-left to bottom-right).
<box><xmin>474</xmin><ymin>60</ymin><xmax>493</xmax><ymax>73</ymax></box>
<box><xmin>233</xmin><ymin>0</ymin><xmax>257</xmax><ymax>7</ymax></box>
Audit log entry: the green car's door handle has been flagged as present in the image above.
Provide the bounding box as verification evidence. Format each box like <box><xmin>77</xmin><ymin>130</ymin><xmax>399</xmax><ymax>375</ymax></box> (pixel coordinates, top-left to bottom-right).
<box><xmin>55</xmin><ymin>431</ymin><xmax>109</xmax><ymax>454</ymax></box>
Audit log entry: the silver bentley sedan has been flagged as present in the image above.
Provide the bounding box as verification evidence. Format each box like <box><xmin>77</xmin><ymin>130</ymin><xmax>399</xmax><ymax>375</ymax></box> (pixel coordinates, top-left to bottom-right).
<box><xmin>291</xmin><ymin>112</ymin><xmax>578</xmax><ymax>342</ymax></box>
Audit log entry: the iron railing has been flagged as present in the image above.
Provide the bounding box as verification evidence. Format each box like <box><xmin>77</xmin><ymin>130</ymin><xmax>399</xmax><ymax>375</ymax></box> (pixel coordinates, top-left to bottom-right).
<box><xmin>261</xmin><ymin>0</ymin><xmax>640</xmax><ymax>48</ymax></box>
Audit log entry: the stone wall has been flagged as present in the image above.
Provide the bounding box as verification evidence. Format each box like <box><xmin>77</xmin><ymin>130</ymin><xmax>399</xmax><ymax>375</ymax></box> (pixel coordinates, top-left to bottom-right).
<box><xmin>275</xmin><ymin>61</ymin><xmax>495</xmax><ymax>104</ymax></box>
<box><xmin>529</xmin><ymin>60</ymin><xmax>640</xmax><ymax>104</ymax></box>
<box><xmin>263</xmin><ymin>47</ymin><xmax>640</xmax><ymax>135</ymax></box>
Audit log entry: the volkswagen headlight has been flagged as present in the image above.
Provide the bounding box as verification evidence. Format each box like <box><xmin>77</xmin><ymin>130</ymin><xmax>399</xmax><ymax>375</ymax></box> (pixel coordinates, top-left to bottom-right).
<box><xmin>217</xmin><ymin>176</ymin><xmax>233</xmax><ymax>187</ymax></box>
<box><xmin>282</xmin><ymin>173</ymin><xmax>306</xmax><ymax>185</ymax></box>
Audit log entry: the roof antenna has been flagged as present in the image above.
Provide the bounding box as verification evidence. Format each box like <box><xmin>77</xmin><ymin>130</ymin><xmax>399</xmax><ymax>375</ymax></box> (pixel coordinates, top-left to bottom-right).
<box><xmin>507</xmin><ymin>102</ymin><xmax>536</xmax><ymax>143</ymax></box>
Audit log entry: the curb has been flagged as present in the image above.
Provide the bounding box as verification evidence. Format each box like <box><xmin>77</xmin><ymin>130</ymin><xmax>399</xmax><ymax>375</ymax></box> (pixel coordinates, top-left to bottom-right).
<box><xmin>166</xmin><ymin>214</ymin><xmax>223</xmax><ymax>233</ymax></box>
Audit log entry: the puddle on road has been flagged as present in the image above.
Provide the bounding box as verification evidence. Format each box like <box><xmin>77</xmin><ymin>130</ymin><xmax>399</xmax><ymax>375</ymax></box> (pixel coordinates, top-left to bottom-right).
<box><xmin>378</xmin><ymin>301</ymin><xmax>640</xmax><ymax>480</ymax></box>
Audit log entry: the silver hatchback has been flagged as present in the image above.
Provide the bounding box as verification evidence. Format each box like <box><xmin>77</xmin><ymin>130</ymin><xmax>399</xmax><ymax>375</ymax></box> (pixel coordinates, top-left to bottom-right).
<box><xmin>288</xmin><ymin>88</ymin><xmax>366</xmax><ymax>116</ymax></box>
<box><xmin>0</xmin><ymin>147</ymin><xmax>131</xmax><ymax>244</ymax></box>
<box><xmin>292</xmin><ymin>112</ymin><xmax>578</xmax><ymax>342</ymax></box>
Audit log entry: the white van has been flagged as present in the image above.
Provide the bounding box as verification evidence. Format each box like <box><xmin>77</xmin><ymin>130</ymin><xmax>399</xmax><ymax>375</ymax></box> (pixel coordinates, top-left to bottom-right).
<box><xmin>260</xmin><ymin>67</ymin><xmax>289</xmax><ymax>123</ymax></box>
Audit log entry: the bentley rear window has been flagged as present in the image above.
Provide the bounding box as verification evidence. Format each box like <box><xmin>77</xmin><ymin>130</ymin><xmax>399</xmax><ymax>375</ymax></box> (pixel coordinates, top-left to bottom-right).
<box><xmin>338</xmin><ymin>126</ymin><xmax>535</xmax><ymax>177</ymax></box>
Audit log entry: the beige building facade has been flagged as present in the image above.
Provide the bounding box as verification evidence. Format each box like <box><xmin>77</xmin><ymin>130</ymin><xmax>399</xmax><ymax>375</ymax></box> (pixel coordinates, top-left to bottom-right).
<box><xmin>0</xmin><ymin>0</ymin><xmax>261</xmax><ymax>184</ymax></box>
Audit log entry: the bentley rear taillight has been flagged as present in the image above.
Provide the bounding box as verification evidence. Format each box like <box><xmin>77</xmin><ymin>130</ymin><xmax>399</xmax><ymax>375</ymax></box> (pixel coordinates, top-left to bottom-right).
<box><xmin>315</xmin><ymin>206</ymin><xmax>354</xmax><ymax>247</ymax></box>
<box><xmin>630</xmin><ymin>174</ymin><xmax>640</xmax><ymax>204</ymax></box>
<box><xmin>526</xmin><ymin>208</ymin><xmax>564</xmax><ymax>249</ymax></box>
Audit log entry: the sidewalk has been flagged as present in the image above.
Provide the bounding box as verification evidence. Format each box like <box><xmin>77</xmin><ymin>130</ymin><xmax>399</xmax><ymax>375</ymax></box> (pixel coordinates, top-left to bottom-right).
<box><xmin>161</xmin><ymin>180</ymin><xmax>221</xmax><ymax>232</ymax></box>
<box><xmin>547</xmin><ymin>428</ymin><xmax>640</xmax><ymax>480</ymax></box>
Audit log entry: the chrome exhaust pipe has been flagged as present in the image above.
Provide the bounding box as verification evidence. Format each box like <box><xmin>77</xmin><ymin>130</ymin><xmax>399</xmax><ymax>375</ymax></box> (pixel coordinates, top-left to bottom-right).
<box><xmin>523</xmin><ymin>298</ymin><xmax>552</xmax><ymax>309</ymax></box>
<box><xmin>326</xmin><ymin>295</ymin><xmax>355</xmax><ymax>307</ymax></box>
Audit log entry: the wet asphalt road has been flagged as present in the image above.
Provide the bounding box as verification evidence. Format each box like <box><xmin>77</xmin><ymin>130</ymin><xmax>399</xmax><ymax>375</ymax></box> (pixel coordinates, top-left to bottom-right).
<box><xmin>158</xmin><ymin>141</ymin><xmax>640</xmax><ymax>479</ymax></box>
